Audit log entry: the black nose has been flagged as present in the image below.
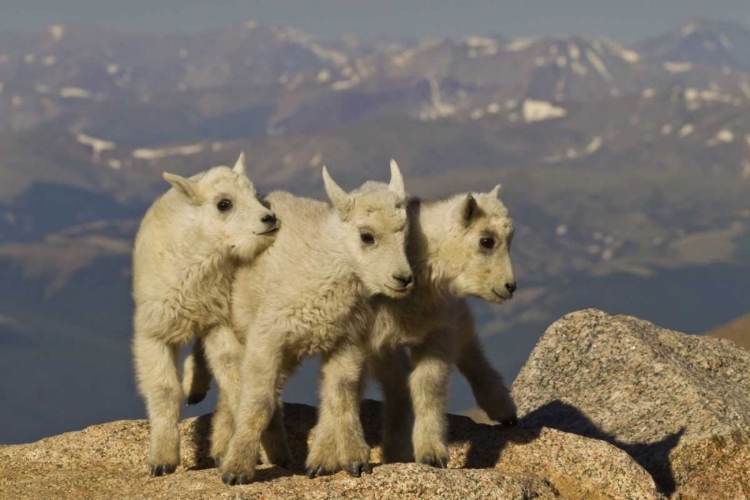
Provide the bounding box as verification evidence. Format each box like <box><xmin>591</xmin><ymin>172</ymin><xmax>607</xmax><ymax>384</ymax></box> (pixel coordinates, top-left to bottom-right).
<box><xmin>261</xmin><ymin>213</ymin><xmax>277</xmax><ymax>224</ymax></box>
<box><xmin>505</xmin><ymin>282</ymin><xmax>517</xmax><ymax>294</ymax></box>
<box><xmin>393</xmin><ymin>274</ymin><xmax>413</xmax><ymax>287</ymax></box>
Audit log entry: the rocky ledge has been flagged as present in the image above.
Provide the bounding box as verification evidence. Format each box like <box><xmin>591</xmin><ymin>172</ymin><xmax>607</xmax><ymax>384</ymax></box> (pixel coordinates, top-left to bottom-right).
<box><xmin>2</xmin><ymin>309</ymin><xmax>748</xmax><ymax>499</ymax></box>
<box><xmin>512</xmin><ymin>308</ymin><xmax>750</xmax><ymax>499</ymax></box>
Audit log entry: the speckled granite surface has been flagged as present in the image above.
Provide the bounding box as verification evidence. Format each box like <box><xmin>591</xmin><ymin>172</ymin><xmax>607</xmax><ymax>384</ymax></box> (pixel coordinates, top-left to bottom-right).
<box><xmin>513</xmin><ymin>308</ymin><xmax>750</xmax><ymax>499</ymax></box>
<box><xmin>0</xmin><ymin>398</ymin><xmax>663</xmax><ymax>499</ymax></box>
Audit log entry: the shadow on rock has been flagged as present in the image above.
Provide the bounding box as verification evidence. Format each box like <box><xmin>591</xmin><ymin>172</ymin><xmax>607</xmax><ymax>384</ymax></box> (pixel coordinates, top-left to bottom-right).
<box><xmin>360</xmin><ymin>399</ymin><xmax>540</xmax><ymax>470</ymax></box>
<box><xmin>187</xmin><ymin>413</ymin><xmax>214</xmax><ymax>470</ymax></box>
<box><xmin>187</xmin><ymin>404</ymin><xmax>319</xmax><ymax>477</ymax></box>
<box><xmin>187</xmin><ymin>400</ymin><xmax>539</xmax><ymax>481</ymax></box>
<box><xmin>454</xmin><ymin>417</ymin><xmax>541</xmax><ymax>469</ymax></box>
<box><xmin>521</xmin><ymin>400</ymin><xmax>685</xmax><ymax>496</ymax></box>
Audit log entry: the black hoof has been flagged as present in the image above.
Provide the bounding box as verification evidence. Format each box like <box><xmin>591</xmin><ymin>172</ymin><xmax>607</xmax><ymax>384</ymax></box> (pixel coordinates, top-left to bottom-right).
<box><xmin>344</xmin><ymin>462</ymin><xmax>373</xmax><ymax>477</ymax></box>
<box><xmin>222</xmin><ymin>473</ymin><xmax>252</xmax><ymax>486</ymax></box>
<box><xmin>186</xmin><ymin>393</ymin><xmax>207</xmax><ymax>406</ymax></box>
<box><xmin>420</xmin><ymin>455</ymin><xmax>448</xmax><ymax>469</ymax></box>
<box><xmin>499</xmin><ymin>415</ymin><xmax>519</xmax><ymax>427</ymax></box>
<box><xmin>305</xmin><ymin>465</ymin><xmax>326</xmax><ymax>478</ymax></box>
<box><xmin>344</xmin><ymin>463</ymin><xmax>361</xmax><ymax>477</ymax></box>
<box><xmin>150</xmin><ymin>464</ymin><xmax>176</xmax><ymax>476</ymax></box>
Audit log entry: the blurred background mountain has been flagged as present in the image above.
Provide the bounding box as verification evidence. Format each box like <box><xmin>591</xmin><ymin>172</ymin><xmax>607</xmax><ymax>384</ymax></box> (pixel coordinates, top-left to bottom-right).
<box><xmin>1</xmin><ymin>7</ymin><xmax>749</xmax><ymax>443</ymax></box>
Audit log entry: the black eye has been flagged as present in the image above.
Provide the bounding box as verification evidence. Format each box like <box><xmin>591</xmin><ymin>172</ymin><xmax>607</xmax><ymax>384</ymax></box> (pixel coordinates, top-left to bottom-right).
<box><xmin>360</xmin><ymin>232</ymin><xmax>375</xmax><ymax>245</ymax></box>
<box><xmin>480</xmin><ymin>237</ymin><xmax>495</xmax><ymax>249</ymax></box>
<box><xmin>217</xmin><ymin>199</ymin><xmax>232</xmax><ymax>212</ymax></box>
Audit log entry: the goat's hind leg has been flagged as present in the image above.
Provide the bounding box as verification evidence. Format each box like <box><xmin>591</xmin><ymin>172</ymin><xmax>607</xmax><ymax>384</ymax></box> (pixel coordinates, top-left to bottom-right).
<box><xmin>456</xmin><ymin>313</ymin><xmax>517</xmax><ymax>426</ymax></box>
<box><xmin>133</xmin><ymin>334</ymin><xmax>182</xmax><ymax>476</ymax></box>
<box><xmin>183</xmin><ymin>338</ymin><xmax>212</xmax><ymax>406</ymax></box>
<box><xmin>370</xmin><ymin>347</ymin><xmax>414</xmax><ymax>463</ymax></box>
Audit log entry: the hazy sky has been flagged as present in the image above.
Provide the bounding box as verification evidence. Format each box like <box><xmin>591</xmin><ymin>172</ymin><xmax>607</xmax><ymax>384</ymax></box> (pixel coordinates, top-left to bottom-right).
<box><xmin>2</xmin><ymin>0</ymin><xmax>749</xmax><ymax>42</ymax></box>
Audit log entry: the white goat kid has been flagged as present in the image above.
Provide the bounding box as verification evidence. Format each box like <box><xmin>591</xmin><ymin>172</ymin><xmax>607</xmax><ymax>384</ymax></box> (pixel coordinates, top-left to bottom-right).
<box><xmin>219</xmin><ymin>164</ymin><xmax>413</xmax><ymax>485</ymax></box>
<box><xmin>367</xmin><ymin>182</ymin><xmax>518</xmax><ymax>467</ymax></box>
<box><xmin>131</xmin><ymin>154</ymin><xmax>278</xmax><ymax>476</ymax></box>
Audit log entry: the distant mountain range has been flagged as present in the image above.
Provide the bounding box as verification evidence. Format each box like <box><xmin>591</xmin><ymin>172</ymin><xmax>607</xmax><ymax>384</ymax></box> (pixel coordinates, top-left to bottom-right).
<box><xmin>708</xmin><ymin>312</ymin><xmax>750</xmax><ymax>350</ymax></box>
<box><xmin>1</xmin><ymin>17</ymin><xmax>749</xmax><ymax>444</ymax></box>
<box><xmin>1</xmin><ymin>18</ymin><xmax>750</xmax><ymax>138</ymax></box>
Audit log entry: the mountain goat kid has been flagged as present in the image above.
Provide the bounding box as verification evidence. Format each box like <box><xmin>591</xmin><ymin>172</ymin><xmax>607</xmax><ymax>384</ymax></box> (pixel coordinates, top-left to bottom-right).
<box><xmin>131</xmin><ymin>154</ymin><xmax>278</xmax><ymax>477</ymax></box>
<box><xmin>365</xmin><ymin>181</ymin><xmax>518</xmax><ymax>467</ymax></box>
<box><xmin>219</xmin><ymin>164</ymin><xmax>413</xmax><ymax>485</ymax></box>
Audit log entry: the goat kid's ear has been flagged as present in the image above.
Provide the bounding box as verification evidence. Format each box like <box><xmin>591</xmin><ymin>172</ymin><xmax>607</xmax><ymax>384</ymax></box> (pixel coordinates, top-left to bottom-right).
<box><xmin>233</xmin><ymin>152</ymin><xmax>247</xmax><ymax>176</ymax></box>
<box><xmin>456</xmin><ymin>193</ymin><xmax>478</xmax><ymax>224</ymax></box>
<box><xmin>163</xmin><ymin>172</ymin><xmax>200</xmax><ymax>204</ymax></box>
<box><xmin>322</xmin><ymin>166</ymin><xmax>354</xmax><ymax>217</ymax></box>
<box><xmin>489</xmin><ymin>184</ymin><xmax>502</xmax><ymax>198</ymax></box>
<box><xmin>388</xmin><ymin>159</ymin><xmax>406</xmax><ymax>198</ymax></box>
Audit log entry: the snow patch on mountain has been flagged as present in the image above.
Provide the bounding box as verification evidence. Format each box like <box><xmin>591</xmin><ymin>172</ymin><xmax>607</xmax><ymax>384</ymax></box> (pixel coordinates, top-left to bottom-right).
<box><xmin>664</xmin><ymin>62</ymin><xmax>693</xmax><ymax>74</ymax></box>
<box><xmin>60</xmin><ymin>87</ymin><xmax>97</xmax><ymax>99</ymax></box>
<box><xmin>417</xmin><ymin>76</ymin><xmax>457</xmax><ymax>121</ymax></box>
<box><xmin>706</xmin><ymin>129</ymin><xmax>735</xmax><ymax>147</ymax></box>
<box><xmin>49</xmin><ymin>24</ymin><xmax>65</xmax><ymax>41</ymax></box>
<box><xmin>504</xmin><ymin>37</ymin><xmax>537</xmax><ymax>52</ymax></box>
<box><xmin>618</xmin><ymin>48</ymin><xmax>640</xmax><ymax>63</ymax></box>
<box><xmin>585</xmin><ymin>136</ymin><xmax>603</xmax><ymax>154</ymax></box>
<box><xmin>133</xmin><ymin>144</ymin><xmax>205</xmax><ymax>160</ymax></box>
<box><xmin>272</xmin><ymin>27</ymin><xmax>348</xmax><ymax>67</ymax></box>
<box><xmin>523</xmin><ymin>100</ymin><xmax>567</xmax><ymax>122</ymax></box>
<box><xmin>331</xmin><ymin>77</ymin><xmax>360</xmax><ymax>91</ymax></box>
<box><xmin>682</xmin><ymin>22</ymin><xmax>698</xmax><ymax>36</ymax></box>
<box><xmin>585</xmin><ymin>50</ymin><xmax>613</xmax><ymax>82</ymax></box>
<box><xmin>391</xmin><ymin>38</ymin><xmax>445</xmax><ymax>67</ymax></box>
<box><xmin>679</xmin><ymin>124</ymin><xmax>695</xmax><ymax>137</ymax></box>
<box><xmin>684</xmin><ymin>88</ymin><xmax>741</xmax><ymax>105</ymax></box>
<box><xmin>465</xmin><ymin>37</ymin><xmax>499</xmax><ymax>58</ymax></box>
<box><xmin>76</xmin><ymin>134</ymin><xmax>116</xmax><ymax>162</ymax></box>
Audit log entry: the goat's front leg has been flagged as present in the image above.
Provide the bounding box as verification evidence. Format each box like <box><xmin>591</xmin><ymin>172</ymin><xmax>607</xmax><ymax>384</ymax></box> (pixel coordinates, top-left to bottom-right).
<box><xmin>409</xmin><ymin>330</ymin><xmax>456</xmax><ymax>468</ymax></box>
<box><xmin>306</xmin><ymin>342</ymin><xmax>371</xmax><ymax>477</ymax></box>
<box><xmin>370</xmin><ymin>347</ymin><xmax>414</xmax><ymax>463</ymax></box>
<box><xmin>132</xmin><ymin>333</ymin><xmax>182</xmax><ymax>476</ymax></box>
<box><xmin>200</xmin><ymin>324</ymin><xmax>246</xmax><ymax>464</ymax></box>
<box><xmin>220</xmin><ymin>337</ymin><xmax>286</xmax><ymax>485</ymax></box>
